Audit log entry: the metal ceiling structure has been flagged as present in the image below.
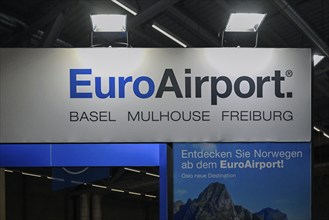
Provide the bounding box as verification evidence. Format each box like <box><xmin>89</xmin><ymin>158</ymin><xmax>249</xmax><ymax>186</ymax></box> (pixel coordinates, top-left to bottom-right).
<box><xmin>1</xmin><ymin>0</ymin><xmax>329</xmax><ymax>217</ymax></box>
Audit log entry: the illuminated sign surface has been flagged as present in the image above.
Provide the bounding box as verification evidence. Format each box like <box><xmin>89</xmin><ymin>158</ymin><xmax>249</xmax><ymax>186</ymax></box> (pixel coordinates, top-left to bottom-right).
<box><xmin>0</xmin><ymin>48</ymin><xmax>311</xmax><ymax>142</ymax></box>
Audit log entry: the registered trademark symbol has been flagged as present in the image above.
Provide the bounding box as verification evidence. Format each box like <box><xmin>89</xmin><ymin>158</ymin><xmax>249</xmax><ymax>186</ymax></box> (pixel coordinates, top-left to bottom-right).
<box><xmin>285</xmin><ymin>70</ymin><xmax>293</xmax><ymax>77</ymax></box>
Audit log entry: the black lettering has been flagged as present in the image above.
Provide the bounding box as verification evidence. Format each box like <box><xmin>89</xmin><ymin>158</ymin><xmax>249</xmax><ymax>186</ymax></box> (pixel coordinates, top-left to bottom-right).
<box><xmin>234</xmin><ymin>76</ymin><xmax>255</xmax><ymax>98</ymax></box>
<box><xmin>221</xmin><ymin>111</ymin><xmax>229</xmax><ymax>121</ymax></box>
<box><xmin>70</xmin><ymin>111</ymin><xmax>79</xmax><ymax>122</ymax></box>
<box><xmin>89</xmin><ymin>111</ymin><xmax>99</xmax><ymax>122</ymax></box>
<box><xmin>80</xmin><ymin>112</ymin><xmax>89</xmax><ymax>122</ymax></box>
<box><xmin>273</xmin><ymin>111</ymin><xmax>283</xmax><ymax>121</ymax></box>
<box><xmin>192</xmin><ymin>111</ymin><xmax>201</xmax><ymax>121</ymax></box>
<box><xmin>171</xmin><ymin>111</ymin><xmax>181</xmax><ymax>121</ymax></box>
<box><xmin>283</xmin><ymin>111</ymin><xmax>293</xmax><ymax>121</ymax></box>
<box><xmin>272</xmin><ymin>70</ymin><xmax>285</xmax><ymax>98</ymax></box>
<box><xmin>230</xmin><ymin>111</ymin><xmax>239</xmax><ymax>121</ymax></box>
<box><xmin>196</xmin><ymin>76</ymin><xmax>209</xmax><ymax>98</ymax></box>
<box><xmin>202</xmin><ymin>111</ymin><xmax>210</xmax><ymax>121</ymax></box>
<box><xmin>185</xmin><ymin>69</ymin><xmax>191</xmax><ymax>98</ymax></box>
<box><xmin>211</xmin><ymin>76</ymin><xmax>232</xmax><ymax>105</ymax></box>
<box><xmin>240</xmin><ymin>111</ymin><xmax>248</xmax><ymax>121</ymax></box>
<box><xmin>141</xmin><ymin>111</ymin><xmax>150</xmax><ymax>121</ymax></box>
<box><xmin>156</xmin><ymin>69</ymin><xmax>183</xmax><ymax>98</ymax></box>
<box><xmin>128</xmin><ymin>111</ymin><xmax>140</xmax><ymax>121</ymax></box>
<box><xmin>257</xmin><ymin>76</ymin><xmax>270</xmax><ymax>97</ymax></box>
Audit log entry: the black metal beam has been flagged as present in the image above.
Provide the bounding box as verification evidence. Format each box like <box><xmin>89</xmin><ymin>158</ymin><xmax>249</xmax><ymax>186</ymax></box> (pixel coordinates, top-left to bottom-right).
<box><xmin>3</xmin><ymin>1</ymin><xmax>75</xmax><ymax>47</ymax></box>
<box><xmin>130</xmin><ymin>27</ymin><xmax>165</xmax><ymax>47</ymax></box>
<box><xmin>127</xmin><ymin>0</ymin><xmax>181</xmax><ymax>29</ymax></box>
<box><xmin>271</xmin><ymin>0</ymin><xmax>329</xmax><ymax>57</ymax></box>
<box><xmin>166</xmin><ymin>7</ymin><xmax>220</xmax><ymax>46</ymax></box>
<box><xmin>41</xmin><ymin>11</ymin><xmax>66</xmax><ymax>47</ymax></box>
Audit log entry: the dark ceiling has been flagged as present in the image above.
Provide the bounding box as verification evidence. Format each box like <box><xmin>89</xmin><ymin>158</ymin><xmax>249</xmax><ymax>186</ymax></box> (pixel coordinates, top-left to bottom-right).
<box><xmin>1</xmin><ymin>0</ymin><xmax>329</xmax><ymax>198</ymax></box>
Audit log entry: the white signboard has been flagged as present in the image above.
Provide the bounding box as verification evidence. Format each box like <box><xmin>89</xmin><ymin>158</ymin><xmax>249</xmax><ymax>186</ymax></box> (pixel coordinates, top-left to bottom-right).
<box><xmin>0</xmin><ymin>48</ymin><xmax>311</xmax><ymax>143</ymax></box>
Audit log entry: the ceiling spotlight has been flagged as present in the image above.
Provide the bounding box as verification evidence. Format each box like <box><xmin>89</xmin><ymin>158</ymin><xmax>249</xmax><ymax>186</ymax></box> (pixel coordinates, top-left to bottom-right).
<box><xmin>313</xmin><ymin>54</ymin><xmax>324</xmax><ymax>66</ymax></box>
<box><xmin>90</xmin><ymin>14</ymin><xmax>129</xmax><ymax>47</ymax></box>
<box><xmin>90</xmin><ymin>14</ymin><xmax>127</xmax><ymax>32</ymax></box>
<box><xmin>225</xmin><ymin>13</ymin><xmax>266</xmax><ymax>32</ymax></box>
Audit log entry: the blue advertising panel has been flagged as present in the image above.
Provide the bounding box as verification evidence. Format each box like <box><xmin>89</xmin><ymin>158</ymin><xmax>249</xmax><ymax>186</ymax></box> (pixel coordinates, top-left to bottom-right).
<box><xmin>0</xmin><ymin>144</ymin><xmax>51</xmax><ymax>166</ymax></box>
<box><xmin>173</xmin><ymin>143</ymin><xmax>311</xmax><ymax>220</ymax></box>
<box><xmin>0</xmin><ymin>143</ymin><xmax>168</xmax><ymax>220</ymax></box>
<box><xmin>51</xmin><ymin>143</ymin><xmax>160</xmax><ymax>166</ymax></box>
<box><xmin>0</xmin><ymin>143</ymin><xmax>161</xmax><ymax>167</ymax></box>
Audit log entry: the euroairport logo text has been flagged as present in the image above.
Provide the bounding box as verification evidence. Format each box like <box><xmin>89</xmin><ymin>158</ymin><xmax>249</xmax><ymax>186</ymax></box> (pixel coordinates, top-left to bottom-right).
<box><xmin>70</xmin><ymin>68</ymin><xmax>293</xmax><ymax>105</ymax></box>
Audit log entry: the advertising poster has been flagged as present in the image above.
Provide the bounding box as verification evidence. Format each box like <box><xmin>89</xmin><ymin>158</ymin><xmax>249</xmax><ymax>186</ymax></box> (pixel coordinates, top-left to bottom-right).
<box><xmin>173</xmin><ymin>143</ymin><xmax>310</xmax><ymax>220</ymax></box>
